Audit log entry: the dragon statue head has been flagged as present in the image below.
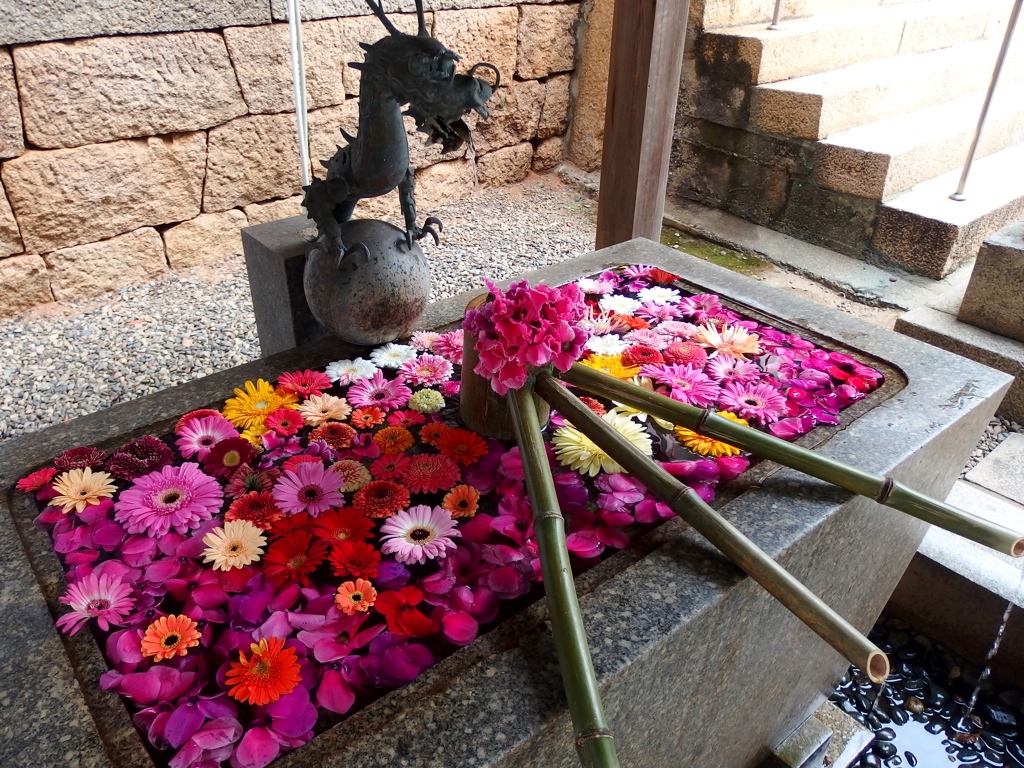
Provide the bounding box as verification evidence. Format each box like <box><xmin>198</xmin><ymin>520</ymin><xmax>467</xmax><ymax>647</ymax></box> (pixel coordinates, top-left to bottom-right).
<box><xmin>355</xmin><ymin>0</ymin><xmax>500</xmax><ymax>153</ymax></box>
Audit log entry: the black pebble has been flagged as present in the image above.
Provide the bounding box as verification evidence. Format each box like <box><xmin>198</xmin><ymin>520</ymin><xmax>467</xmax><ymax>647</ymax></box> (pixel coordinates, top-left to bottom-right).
<box><xmin>876</xmin><ymin>727</ymin><xmax>896</xmax><ymax>742</ymax></box>
<box><xmin>892</xmin><ymin>709</ymin><xmax>910</xmax><ymax>726</ymax></box>
<box><xmin>982</xmin><ymin>702</ymin><xmax>1019</xmax><ymax>731</ymax></box>
<box><xmin>905</xmin><ymin>752</ymin><xmax>917</xmax><ymax>767</ymax></box>
<box><xmin>875</xmin><ymin>741</ymin><xmax>897</xmax><ymax>759</ymax></box>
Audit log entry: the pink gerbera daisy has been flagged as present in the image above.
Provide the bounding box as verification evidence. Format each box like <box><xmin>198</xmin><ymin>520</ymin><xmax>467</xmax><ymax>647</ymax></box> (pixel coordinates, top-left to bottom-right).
<box><xmin>55</xmin><ymin>572</ymin><xmax>135</xmax><ymax>636</ymax></box>
<box><xmin>402</xmin><ymin>454</ymin><xmax>461</xmax><ymax>494</ymax></box>
<box><xmin>175</xmin><ymin>415</ymin><xmax>238</xmax><ymax>461</ymax></box>
<box><xmin>347</xmin><ymin>369</ymin><xmax>412</xmax><ymax>411</ymax></box>
<box><xmin>273</xmin><ymin>461</ymin><xmax>344</xmax><ymax>516</ymax></box>
<box><xmin>115</xmin><ymin>463</ymin><xmax>224</xmax><ymax>537</ymax></box>
<box><xmin>636</xmin><ymin>301</ymin><xmax>681</xmax><ymax>322</ymax></box>
<box><xmin>658</xmin><ymin>321</ymin><xmax>700</xmax><ymax>341</ymax></box>
<box><xmin>640</xmin><ymin>363</ymin><xmax>720</xmax><ymax>407</ymax></box>
<box><xmin>663</xmin><ymin>341</ymin><xmax>708</xmax><ymax>367</ymax></box>
<box><xmin>677</xmin><ymin>293</ymin><xmax>724</xmax><ymax>322</ymax></box>
<box><xmin>277</xmin><ymin>369</ymin><xmax>333</xmax><ymax>398</ymax></box>
<box><xmin>719</xmin><ymin>381</ymin><xmax>788</xmax><ymax>424</ymax></box>
<box><xmin>432</xmin><ymin>329</ymin><xmax>464</xmax><ymax>365</ymax></box>
<box><xmin>707</xmin><ymin>356</ymin><xmax>761</xmax><ymax>385</ymax></box>
<box><xmin>410</xmin><ymin>331</ymin><xmax>443</xmax><ymax>352</ymax></box>
<box><xmin>624</xmin><ymin>328</ymin><xmax>670</xmax><ymax>350</ymax></box>
<box><xmin>265</xmin><ymin>408</ymin><xmax>305</xmax><ymax>436</ymax></box>
<box><xmin>399</xmin><ymin>354</ymin><xmax>454</xmax><ymax>386</ymax></box>
<box><xmin>380</xmin><ymin>505</ymin><xmax>461</xmax><ymax>565</ymax></box>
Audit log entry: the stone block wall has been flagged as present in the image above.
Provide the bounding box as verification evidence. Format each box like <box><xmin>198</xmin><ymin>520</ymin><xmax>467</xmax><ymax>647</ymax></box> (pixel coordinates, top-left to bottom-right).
<box><xmin>0</xmin><ymin>1</ymin><xmax>581</xmax><ymax>317</ymax></box>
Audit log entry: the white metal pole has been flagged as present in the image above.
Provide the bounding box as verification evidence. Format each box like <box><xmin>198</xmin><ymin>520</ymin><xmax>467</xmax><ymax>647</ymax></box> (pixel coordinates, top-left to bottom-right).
<box><xmin>286</xmin><ymin>0</ymin><xmax>311</xmax><ymax>189</ymax></box>
<box><xmin>768</xmin><ymin>0</ymin><xmax>783</xmax><ymax>29</ymax></box>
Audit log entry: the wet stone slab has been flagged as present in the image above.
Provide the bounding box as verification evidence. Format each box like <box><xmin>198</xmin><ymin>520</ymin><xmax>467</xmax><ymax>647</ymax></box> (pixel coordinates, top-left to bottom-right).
<box><xmin>0</xmin><ymin>240</ymin><xmax>1012</xmax><ymax>768</ymax></box>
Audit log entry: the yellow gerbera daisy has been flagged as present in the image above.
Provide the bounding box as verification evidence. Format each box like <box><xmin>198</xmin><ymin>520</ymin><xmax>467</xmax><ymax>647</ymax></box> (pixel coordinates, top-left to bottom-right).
<box><xmin>202</xmin><ymin>519</ymin><xmax>267</xmax><ymax>571</ymax></box>
<box><xmin>51</xmin><ymin>467</ymin><xmax>117</xmax><ymax>514</ymax></box>
<box><xmin>240</xmin><ymin>423</ymin><xmax>270</xmax><ymax>447</ymax></box>
<box><xmin>578</xmin><ymin>354</ymin><xmax>640</xmax><ymax>380</ymax></box>
<box><xmin>694</xmin><ymin>323</ymin><xmax>761</xmax><ymax>360</ymax></box>
<box><xmin>674</xmin><ymin>411</ymin><xmax>748</xmax><ymax>457</ymax></box>
<box><xmin>552</xmin><ymin>411</ymin><xmax>653</xmax><ymax>476</ymax></box>
<box><xmin>222</xmin><ymin>379</ymin><xmax>298</xmax><ymax>430</ymax></box>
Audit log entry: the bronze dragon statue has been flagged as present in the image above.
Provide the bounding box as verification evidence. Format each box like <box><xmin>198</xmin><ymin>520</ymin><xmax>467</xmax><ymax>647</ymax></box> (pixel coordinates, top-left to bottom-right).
<box><xmin>302</xmin><ymin>0</ymin><xmax>500</xmax><ymax>257</ymax></box>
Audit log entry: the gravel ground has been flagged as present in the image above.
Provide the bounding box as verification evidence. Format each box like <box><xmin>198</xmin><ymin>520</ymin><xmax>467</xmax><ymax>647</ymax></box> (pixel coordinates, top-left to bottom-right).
<box><xmin>962</xmin><ymin>416</ymin><xmax>1024</xmax><ymax>476</ymax></box>
<box><xmin>0</xmin><ymin>177</ymin><xmax>596</xmax><ymax>442</ymax></box>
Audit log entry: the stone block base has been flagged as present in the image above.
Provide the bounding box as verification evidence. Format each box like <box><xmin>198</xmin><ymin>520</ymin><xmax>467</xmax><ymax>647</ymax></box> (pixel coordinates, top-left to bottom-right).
<box><xmin>958</xmin><ymin>221</ymin><xmax>1024</xmax><ymax>342</ymax></box>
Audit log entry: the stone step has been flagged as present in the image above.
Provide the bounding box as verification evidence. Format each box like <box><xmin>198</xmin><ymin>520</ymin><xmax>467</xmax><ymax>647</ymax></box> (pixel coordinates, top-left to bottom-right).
<box><xmin>871</xmin><ymin>143</ymin><xmax>1024</xmax><ymax>278</ymax></box>
<box><xmin>813</xmin><ymin>81</ymin><xmax>1024</xmax><ymax>200</ymax></box>
<box><xmin>750</xmin><ymin>37</ymin><xmax>1024</xmax><ymax>140</ymax></box>
<box><xmin>701</xmin><ymin>0</ymin><xmax>1008</xmax><ymax>86</ymax></box>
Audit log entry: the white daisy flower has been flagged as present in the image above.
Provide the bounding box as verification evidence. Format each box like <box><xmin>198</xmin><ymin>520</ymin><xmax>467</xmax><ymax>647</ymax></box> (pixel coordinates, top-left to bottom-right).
<box><xmin>637</xmin><ymin>286</ymin><xmax>681</xmax><ymax>305</ymax></box>
<box><xmin>325</xmin><ymin>357</ymin><xmax>376</xmax><ymax>385</ymax></box>
<box><xmin>585</xmin><ymin>334</ymin><xmax>630</xmax><ymax>355</ymax></box>
<box><xmin>369</xmin><ymin>343</ymin><xmax>418</xmax><ymax>368</ymax></box>
<box><xmin>598</xmin><ymin>294</ymin><xmax>642</xmax><ymax>316</ymax></box>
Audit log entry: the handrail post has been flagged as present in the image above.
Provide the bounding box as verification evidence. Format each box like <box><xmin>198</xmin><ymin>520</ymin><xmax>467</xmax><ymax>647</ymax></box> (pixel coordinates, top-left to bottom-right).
<box><xmin>768</xmin><ymin>0</ymin><xmax>784</xmax><ymax>29</ymax></box>
<box><xmin>287</xmin><ymin>0</ymin><xmax>312</xmax><ymax>189</ymax></box>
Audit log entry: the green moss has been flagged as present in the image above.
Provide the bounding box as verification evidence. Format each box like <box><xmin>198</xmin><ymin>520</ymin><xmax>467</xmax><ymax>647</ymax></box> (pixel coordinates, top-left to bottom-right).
<box><xmin>660</xmin><ymin>225</ymin><xmax>770</xmax><ymax>276</ymax></box>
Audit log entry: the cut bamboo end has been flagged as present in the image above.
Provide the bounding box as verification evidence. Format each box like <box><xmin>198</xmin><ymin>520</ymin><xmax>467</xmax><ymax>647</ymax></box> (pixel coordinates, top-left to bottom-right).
<box><xmin>1014</xmin><ymin>538</ymin><xmax>1024</xmax><ymax>558</ymax></box>
<box><xmin>867</xmin><ymin>651</ymin><xmax>890</xmax><ymax>684</ymax></box>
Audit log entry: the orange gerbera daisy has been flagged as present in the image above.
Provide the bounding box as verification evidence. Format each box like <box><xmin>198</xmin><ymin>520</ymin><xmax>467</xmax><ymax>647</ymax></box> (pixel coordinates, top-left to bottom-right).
<box><xmin>419</xmin><ymin>422</ymin><xmax>448</xmax><ymax>446</ymax></box>
<box><xmin>613</xmin><ymin>314</ymin><xmax>650</xmax><ymax>330</ymax></box>
<box><xmin>309</xmin><ymin>422</ymin><xmax>357</xmax><ymax>449</ymax></box>
<box><xmin>335</xmin><ymin>578</ymin><xmax>377</xmax><ymax>615</ymax></box>
<box><xmin>435</xmin><ymin>428</ymin><xmax>488</xmax><ymax>466</ymax></box>
<box><xmin>373</xmin><ymin>426</ymin><xmax>415</xmax><ymax>455</ymax></box>
<box><xmin>441</xmin><ymin>484</ymin><xmax>480</xmax><ymax>518</ymax></box>
<box><xmin>226</xmin><ymin>637</ymin><xmax>302</xmax><ymax>706</ymax></box>
<box><xmin>350</xmin><ymin>407</ymin><xmax>386</xmax><ymax>429</ymax></box>
<box><xmin>141</xmin><ymin>614</ymin><xmax>201</xmax><ymax>661</ymax></box>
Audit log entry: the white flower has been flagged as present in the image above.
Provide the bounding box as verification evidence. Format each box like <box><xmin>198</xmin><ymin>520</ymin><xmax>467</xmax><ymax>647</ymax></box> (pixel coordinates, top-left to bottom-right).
<box><xmin>585</xmin><ymin>334</ymin><xmax>630</xmax><ymax>355</ymax></box>
<box><xmin>598</xmin><ymin>294</ymin><xmax>642</xmax><ymax>316</ymax></box>
<box><xmin>637</xmin><ymin>286</ymin><xmax>681</xmax><ymax>305</ymax></box>
<box><xmin>575</xmin><ymin>278</ymin><xmax>615</xmax><ymax>295</ymax></box>
<box><xmin>369</xmin><ymin>343</ymin><xmax>418</xmax><ymax>368</ymax></box>
<box><xmin>325</xmin><ymin>357</ymin><xmax>376</xmax><ymax>385</ymax></box>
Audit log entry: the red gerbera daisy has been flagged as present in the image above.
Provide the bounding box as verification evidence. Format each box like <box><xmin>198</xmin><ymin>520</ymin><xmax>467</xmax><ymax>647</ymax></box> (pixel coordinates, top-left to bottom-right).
<box><xmin>16</xmin><ymin>466</ymin><xmax>58</xmax><ymax>492</ymax></box>
<box><xmin>435</xmin><ymin>428</ymin><xmax>488</xmax><ymax>466</ymax></box>
<box><xmin>262</xmin><ymin>531</ymin><xmax>328</xmax><ymax>586</ymax></box>
<box><xmin>352</xmin><ymin>480</ymin><xmax>411</xmax><ymax>518</ymax></box>
<box><xmin>203</xmin><ymin>437</ymin><xmax>256</xmax><ymax>478</ymax></box>
<box><xmin>621</xmin><ymin>345</ymin><xmax>665</xmax><ymax>368</ymax></box>
<box><xmin>312</xmin><ymin>508</ymin><xmax>374</xmax><ymax>546</ymax></box>
<box><xmin>328</xmin><ymin>540</ymin><xmax>381</xmax><ymax>580</ymax></box>
<box><xmin>578</xmin><ymin>397</ymin><xmax>607</xmax><ymax>416</ymax></box>
<box><xmin>386</xmin><ymin>410</ymin><xmax>426</xmax><ymax>428</ymax></box>
<box><xmin>281</xmin><ymin>454</ymin><xmax>323</xmax><ymax>473</ymax></box>
<box><xmin>265</xmin><ymin>408</ymin><xmax>304</xmax><ymax>436</ymax></box>
<box><xmin>375</xmin><ymin>586</ymin><xmax>436</xmax><ymax>637</ymax></box>
<box><xmin>402</xmin><ymin>454</ymin><xmax>461</xmax><ymax>494</ymax></box>
<box><xmin>309</xmin><ymin>422</ymin><xmax>357</xmax><ymax>449</ymax></box>
<box><xmin>175</xmin><ymin>408</ymin><xmax>223</xmax><ymax>433</ymax></box>
<box><xmin>225</xmin><ymin>491</ymin><xmax>285</xmax><ymax>530</ymax></box>
<box><xmin>649</xmin><ymin>268</ymin><xmax>680</xmax><ymax>284</ymax></box>
<box><xmin>268</xmin><ymin>512</ymin><xmax>316</xmax><ymax>539</ymax></box>
<box><xmin>369</xmin><ymin>454</ymin><xmax>411</xmax><ymax>480</ymax></box>
<box><xmin>373</xmin><ymin>426</ymin><xmax>415</xmax><ymax>455</ymax></box>
<box><xmin>350</xmin><ymin>407</ymin><xmax>386</xmax><ymax>429</ymax></box>
<box><xmin>419</xmin><ymin>422</ymin><xmax>448</xmax><ymax>446</ymax></box>
<box><xmin>277</xmin><ymin>369</ymin><xmax>333</xmax><ymax>398</ymax></box>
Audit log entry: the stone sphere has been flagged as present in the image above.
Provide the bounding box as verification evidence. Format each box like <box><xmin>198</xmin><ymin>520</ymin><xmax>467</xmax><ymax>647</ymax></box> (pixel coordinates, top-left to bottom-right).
<box><xmin>303</xmin><ymin>219</ymin><xmax>432</xmax><ymax>347</ymax></box>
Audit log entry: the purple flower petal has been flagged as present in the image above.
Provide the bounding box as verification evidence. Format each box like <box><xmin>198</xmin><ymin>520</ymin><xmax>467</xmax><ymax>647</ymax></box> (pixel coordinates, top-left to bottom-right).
<box><xmin>231</xmin><ymin>727</ymin><xmax>280</xmax><ymax>768</ymax></box>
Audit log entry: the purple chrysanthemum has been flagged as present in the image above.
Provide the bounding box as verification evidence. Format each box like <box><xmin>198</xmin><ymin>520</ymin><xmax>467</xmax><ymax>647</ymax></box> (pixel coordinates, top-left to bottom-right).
<box><xmin>56</xmin><ymin>572</ymin><xmax>135</xmax><ymax>635</ymax></box>
<box><xmin>719</xmin><ymin>381</ymin><xmax>789</xmax><ymax>424</ymax></box>
<box><xmin>706</xmin><ymin>356</ymin><xmax>762</xmax><ymax>385</ymax></box>
<box><xmin>640</xmin><ymin>363</ymin><xmax>720</xmax><ymax>407</ymax></box>
<box><xmin>114</xmin><ymin>463</ymin><xmax>224</xmax><ymax>537</ymax></box>
<box><xmin>273</xmin><ymin>461</ymin><xmax>345</xmax><ymax>516</ymax></box>
<box><xmin>175</xmin><ymin>414</ymin><xmax>238</xmax><ymax>461</ymax></box>
<box><xmin>347</xmin><ymin>369</ymin><xmax>413</xmax><ymax>411</ymax></box>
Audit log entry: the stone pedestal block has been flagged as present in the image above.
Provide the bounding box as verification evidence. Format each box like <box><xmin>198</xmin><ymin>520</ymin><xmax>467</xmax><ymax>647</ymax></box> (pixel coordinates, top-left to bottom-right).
<box><xmin>957</xmin><ymin>220</ymin><xmax>1024</xmax><ymax>343</ymax></box>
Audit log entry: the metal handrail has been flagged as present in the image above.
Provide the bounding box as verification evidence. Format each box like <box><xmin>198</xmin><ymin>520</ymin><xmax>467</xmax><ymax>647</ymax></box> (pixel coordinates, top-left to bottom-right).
<box><xmin>768</xmin><ymin>0</ymin><xmax>783</xmax><ymax>30</ymax></box>
<box><xmin>287</xmin><ymin>0</ymin><xmax>312</xmax><ymax>189</ymax></box>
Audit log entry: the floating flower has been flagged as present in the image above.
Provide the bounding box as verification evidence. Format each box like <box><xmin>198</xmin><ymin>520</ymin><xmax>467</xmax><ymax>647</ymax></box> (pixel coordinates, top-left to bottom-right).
<box><xmin>273</xmin><ymin>461</ymin><xmax>344</xmax><ymax>516</ymax></box>
<box><xmin>598</xmin><ymin>294</ymin><xmax>641</xmax><ymax>315</ymax></box>
<box><xmin>578</xmin><ymin>354</ymin><xmax>639</xmax><ymax>380</ymax></box>
<box><xmin>621</xmin><ymin>345</ymin><xmax>664</xmax><ymax>368</ymax></box>
<box><xmin>332</xmin><ymin>459</ymin><xmax>372</xmax><ymax>492</ymax></box>
<box><xmin>694</xmin><ymin>323</ymin><xmax>761</xmax><ymax>359</ymax></box>
<box><xmin>309</xmin><ymin>422</ymin><xmax>358</xmax><ymax>449</ymax></box>
<box><xmin>352</xmin><ymin>480</ymin><xmax>410</xmax><ymax>518</ymax></box>
<box><xmin>403</xmin><ymin>454</ymin><xmax>461</xmax><ymax>494</ymax></box>
<box><xmin>263</xmin><ymin>531</ymin><xmax>329</xmax><ymax>586</ymax></box>
<box><xmin>380</xmin><ymin>505</ymin><xmax>461</xmax><ymax>565</ymax></box>
<box><xmin>636</xmin><ymin>300</ymin><xmax>680</xmax><ymax>322</ymax></box>
<box><xmin>226</xmin><ymin>637</ymin><xmax>302</xmax><ymax>706</ymax></box>
<box><xmin>408</xmin><ymin>389</ymin><xmax>446</xmax><ymax>414</ymax></box>
<box><xmin>174</xmin><ymin>408</ymin><xmax>222</xmax><ymax>433</ymax></box>
<box><xmin>614</xmin><ymin>313</ymin><xmax>651</xmax><ymax>330</ymax></box>
<box><xmin>370</xmin><ymin>454</ymin><xmax>412</xmax><ymax>480</ymax></box>
<box><xmin>640</xmin><ymin>363</ymin><xmax>719</xmax><ymax>408</ymax></box>
<box><xmin>265</xmin><ymin>407</ymin><xmax>304</xmax><ymax>436</ymax></box>
<box><xmin>373</xmin><ymin>426</ymin><xmax>415</xmax><ymax>455</ymax></box>
<box><xmin>240</xmin><ymin>423</ymin><xmax>270</xmax><ymax>447</ymax></box>
<box><xmin>649</xmin><ymin>267</ymin><xmax>679</xmax><ymax>284</ymax></box>
<box><xmin>433</xmin><ymin>330</ymin><xmax>464</xmax><ymax>365</ymax></box>
<box><xmin>16</xmin><ymin>466</ymin><xmax>57</xmax><ymax>492</ymax></box>
<box><xmin>313</xmin><ymin>508</ymin><xmax>374</xmax><ymax>546</ymax></box>
<box><xmin>277</xmin><ymin>369</ymin><xmax>332</xmax><ymax>398</ymax></box>
<box><xmin>399</xmin><ymin>354</ymin><xmax>454</xmax><ymax>387</ymax></box>
<box><xmin>585</xmin><ymin>334</ymin><xmax>630</xmax><ymax>355</ymax></box>
<box><xmin>325</xmin><ymin>357</ymin><xmax>377</xmax><ymax>385</ymax></box>
<box><xmin>203</xmin><ymin>436</ymin><xmax>255</xmax><ymax>478</ymax></box>
<box><xmin>350</xmin><ymin>406</ymin><xmax>386</xmax><ymax>429</ymax></box>
<box><xmin>370</xmin><ymin>343</ymin><xmax>418</xmax><ymax>368</ymax></box>
<box><xmin>114</xmin><ymin>463</ymin><xmax>223</xmax><ymax>536</ymax></box>
<box><xmin>575</xmin><ymin>276</ymin><xmax>616</xmax><ymax>294</ymax></box>
<box><xmin>297</xmin><ymin>393</ymin><xmax>351</xmax><ymax>426</ymax></box>
<box><xmin>54</xmin><ymin>446</ymin><xmax>108</xmax><ymax>471</ymax></box>
<box><xmin>141</xmin><ymin>614</ymin><xmax>201</xmax><ymax>661</ymax></box>
<box><xmin>56</xmin><ymin>571</ymin><xmax>135</xmax><ymax>635</ymax></box>
<box><xmin>707</xmin><ymin>356</ymin><xmax>762</xmax><ymax>384</ymax></box>
<box><xmin>439</xmin><ymin>380</ymin><xmax>461</xmax><ymax>398</ymax></box>
<box><xmin>222</xmin><ymin>379</ymin><xmax>298</xmax><ymax>430</ymax></box>
<box><xmin>106</xmin><ymin>435</ymin><xmax>174</xmax><ymax>480</ymax></box>
<box><xmin>225</xmin><ymin>490</ymin><xmax>285</xmax><ymax>530</ymax></box>
<box><xmin>578</xmin><ymin>397</ymin><xmax>607</xmax><ymax>416</ymax></box>
<box><xmin>175</xmin><ymin>415</ymin><xmax>238</xmax><ymax>461</ymax></box>
<box><xmin>674</xmin><ymin>411</ymin><xmax>748</xmax><ymax>456</ymax></box>
<box><xmin>51</xmin><ymin>467</ymin><xmax>117</xmax><ymax>514</ymax></box>
<box><xmin>410</xmin><ymin>331</ymin><xmax>443</xmax><ymax>352</ymax></box>
<box><xmin>202</xmin><ymin>519</ymin><xmax>267</xmax><ymax>571</ymax></box>
<box><xmin>624</xmin><ymin>328</ymin><xmax>670</xmax><ymax>350</ymax></box>
<box><xmin>441</xmin><ymin>484</ymin><xmax>480</xmax><ymax>518</ymax></box>
<box><xmin>348</xmin><ymin>369</ymin><xmax>412</xmax><ymax>410</ymax></box>
<box><xmin>336</xmin><ymin>579</ymin><xmax>378</xmax><ymax>615</ymax></box>
<box><xmin>658</xmin><ymin>321</ymin><xmax>699</xmax><ymax>340</ymax></box>
<box><xmin>225</xmin><ymin>464</ymin><xmax>279</xmax><ymax>499</ymax></box>
<box><xmin>664</xmin><ymin>341</ymin><xmax>709</xmax><ymax>367</ymax></box>
<box><xmin>719</xmin><ymin>381</ymin><xmax>788</xmax><ymax>424</ymax></box>
<box><xmin>678</xmin><ymin>293</ymin><xmax>724</xmax><ymax>321</ymax></box>
<box><xmin>577</xmin><ymin>307</ymin><xmax>626</xmax><ymax>335</ymax></box>
<box><xmin>419</xmin><ymin>422</ymin><xmax>448</xmax><ymax>446</ymax></box>
<box><xmin>386</xmin><ymin>409</ymin><xmax>426</xmax><ymax>428</ymax></box>
<box><xmin>436</xmin><ymin>428</ymin><xmax>489</xmax><ymax>466</ymax></box>
<box><xmin>329</xmin><ymin>540</ymin><xmax>381</xmax><ymax>579</ymax></box>
<box><xmin>374</xmin><ymin>586</ymin><xmax>435</xmax><ymax>637</ymax></box>
<box><xmin>637</xmin><ymin>286</ymin><xmax>681</xmax><ymax>305</ymax></box>
<box><xmin>552</xmin><ymin>411</ymin><xmax>652</xmax><ymax>476</ymax></box>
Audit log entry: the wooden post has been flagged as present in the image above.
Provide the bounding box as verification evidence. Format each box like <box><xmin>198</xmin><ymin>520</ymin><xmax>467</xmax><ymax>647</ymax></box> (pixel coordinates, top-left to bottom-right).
<box><xmin>595</xmin><ymin>0</ymin><xmax>690</xmax><ymax>249</ymax></box>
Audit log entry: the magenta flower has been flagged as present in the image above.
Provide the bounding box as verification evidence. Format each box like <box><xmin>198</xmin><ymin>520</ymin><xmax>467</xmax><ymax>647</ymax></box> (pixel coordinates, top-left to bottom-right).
<box><xmin>342</xmin><ymin>632</ymin><xmax>434</xmax><ymax>688</ymax></box>
<box><xmin>175</xmin><ymin>415</ymin><xmax>238</xmax><ymax>461</ymax></box>
<box><xmin>640</xmin><ymin>363</ymin><xmax>720</xmax><ymax>408</ymax></box>
<box><xmin>399</xmin><ymin>353</ymin><xmax>454</xmax><ymax>386</ymax></box>
<box><xmin>56</xmin><ymin>571</ymin><xmax>136</xmax><ymax>635</ymax></box>
<box><xmin>432</xmin><ymin>329</ymin><xmax>464</xmax><ymax>365</ymax></box>
<box><xmin>346</xmin><ymin>369</ymin><xmax>412</xmax><ymax>410</ymax></box>
<box><xmin>624</xmin><ymin>328</ymin><xmax>670</xmax><ymax>350</ymax></box>
<box><xmin>294</xmin><ymin>608</ymin><xmax>384</xmax><ymax>663</ymax></box>
<box><xmin>719</xmin><ymin>381</ymin><xmax>789</xmax><ymax>424</ymax></box>
<box><xmin>677</xmin><ymin>293</ymin><xmax>724</xmax><ymax>322</ymax></box>
<box><xmin>706</xmin><ymin>356</ymin><xmax>761</xmax><ymax>385</ymax></box>
<box><xmin>115</xmin><ymin>463</ymin><xmax>224</xmax><ymax>537</ymax></box>
<box><xmin>272</xmin><ymin>461</ymin><xmax>344</xmax><ymax>516</ymax></box>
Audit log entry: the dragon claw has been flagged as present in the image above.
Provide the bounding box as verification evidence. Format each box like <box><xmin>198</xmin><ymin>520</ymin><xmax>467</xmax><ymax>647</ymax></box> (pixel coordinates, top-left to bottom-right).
<box><xmin>403</xmin><ymin>216</ymin><xmax>444</xmax><ymax>249</ymax></box>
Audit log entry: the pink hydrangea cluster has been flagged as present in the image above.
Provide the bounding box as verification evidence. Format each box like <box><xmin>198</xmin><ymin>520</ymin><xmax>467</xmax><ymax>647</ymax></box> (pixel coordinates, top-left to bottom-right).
<box><xmin>464</xmin><ymin>279</ymin><xmax>591</xmax><ymax>395</ymax></box>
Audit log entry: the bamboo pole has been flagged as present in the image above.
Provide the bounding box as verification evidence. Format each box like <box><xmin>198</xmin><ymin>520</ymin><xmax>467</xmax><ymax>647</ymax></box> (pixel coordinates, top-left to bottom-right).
<box><xmin>507</xmin><ymin>385</ymin><xmax>621</xmax><ymax>768</ymax></box>
<box><xmin>535</xmin><ymin>373</ymin><xmax>891</xmax><ymax>684</ymax></box>
<box><xmin>562</xmin><ymin>363</ymin><xmax>1024</xmax><ymax>558</ymax></box>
